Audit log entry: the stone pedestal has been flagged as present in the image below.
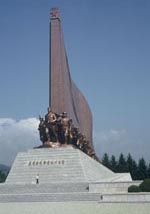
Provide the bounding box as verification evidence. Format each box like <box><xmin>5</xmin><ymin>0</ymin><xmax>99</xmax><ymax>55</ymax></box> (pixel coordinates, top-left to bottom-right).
<box><xmin>6</xmin><ymin>146</ymin><xmax>131</xmax><ymax>184</ymax></box>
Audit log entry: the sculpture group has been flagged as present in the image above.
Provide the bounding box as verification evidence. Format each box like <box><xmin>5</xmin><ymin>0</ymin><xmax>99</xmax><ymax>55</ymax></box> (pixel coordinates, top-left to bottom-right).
<box><xmin>38</xmin><ymin>108</ymin><xmax>99</xmax><ymax>162</ymax></box>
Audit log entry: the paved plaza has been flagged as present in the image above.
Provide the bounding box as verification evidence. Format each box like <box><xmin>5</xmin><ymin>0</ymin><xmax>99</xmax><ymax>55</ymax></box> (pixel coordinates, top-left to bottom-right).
<box><xmin>0</xmin><ymin>202</ymin><xmax>149</xmax><ymax>214</ymax></box>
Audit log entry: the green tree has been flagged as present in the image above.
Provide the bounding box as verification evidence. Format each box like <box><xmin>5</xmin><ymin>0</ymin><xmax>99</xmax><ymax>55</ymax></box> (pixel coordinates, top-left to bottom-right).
<box><xmin>127</xmin><ymin>153</ymin><xmax>133</xmax><ymax>171</ymax></box>
<box><xmin>0</xmin><ymin>171</ymin><xmax>6</xmax><ymax>183</ymax></box>
<box><xmin>147</xmin><ymin>164</ymin><xmax>150</xmax><ymax>178</ymax></box>
<box><xmin>110</xmin><ymin>155</ymin><xmax>117</xmax><ymax>172</ymax></box>
<box><xmin>130</xmin><ymin>159</ymin><xmax>139</xmax><ymax>180</ymax></box>
<box><xmin>137</xmin><ymin>158</ymin><xmax>147</xmax><ymax>180</ymax></box>
<box><xmin>117</xmin><ymin>153</ymin><xmax>128</xmax><ymax>172</ymax></box>
<box><xmin>102</xmin><ymin>153</ymin><xmax>149</xmax><ymax>181</ymax></box>
<box><xmin>126</xmin><ymin>153</ymin><xmax>138</xmax><ymax>180</ymax></box>
<box><xmin>102</xmin><ymin>153</ymin><xmax>111</xmax><ymax>169</ymax></box>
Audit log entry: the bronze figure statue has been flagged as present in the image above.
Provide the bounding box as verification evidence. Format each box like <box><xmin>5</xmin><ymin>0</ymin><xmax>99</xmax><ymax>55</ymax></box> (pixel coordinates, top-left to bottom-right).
<box><xmin>45</xmin><ymin>108</ymin><xmax>59</xmax><ymax>142</ymax></box>
<box><xmin>38</xmin><ymin>110</ymin><xmax>100</xmax><ymax>162</ymax></box>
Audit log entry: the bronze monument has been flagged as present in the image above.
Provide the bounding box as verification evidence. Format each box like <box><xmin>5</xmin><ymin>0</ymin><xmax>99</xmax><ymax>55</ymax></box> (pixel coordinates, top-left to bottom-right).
<box><xmin>37</xmin><ymin>8</ymin><xmax>99</xmax><ymax>162</ymax></box>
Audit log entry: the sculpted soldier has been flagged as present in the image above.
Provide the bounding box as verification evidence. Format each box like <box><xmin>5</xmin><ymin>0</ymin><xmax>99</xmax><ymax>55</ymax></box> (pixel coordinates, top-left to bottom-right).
<box><xmin>38</xmin><ymin>116</ymin><xmax>47</xmax><ymax>143</ymax></box>
<box><xmin>70</xmin><ymin>126</ymin><xmax>79</xmax><ymax>146</ymax></box>
<box><xmin>45</xmin><ymin>107</ymin><xmax>57</xmax><ymax>123</ymax></box>
<box><xmin>61</xmin><ymin>112</ymin><xmax>72</xmax><ymax>144</ymax></box>
<box><xmin>45</xmin><ymin>108</ymin><xmax>58</xmax><ymax>142</ymax></box>
<box><xmin>76</xmin><ymin>132</ymin><xmax>84</xmax><ymax>149</ymax></box>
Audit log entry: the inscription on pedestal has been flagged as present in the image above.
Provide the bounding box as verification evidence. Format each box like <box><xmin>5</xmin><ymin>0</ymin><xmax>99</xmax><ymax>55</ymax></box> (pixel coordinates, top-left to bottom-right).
<box><xmin>28</xmin><ymin>160</ymin><xmax>65</xmax><ymax>166</ymax></box>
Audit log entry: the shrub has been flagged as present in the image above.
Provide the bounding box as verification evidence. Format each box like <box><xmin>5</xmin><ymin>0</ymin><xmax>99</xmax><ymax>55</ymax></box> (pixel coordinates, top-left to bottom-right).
<box><xmin>139</xmin><ymin>179</ymin><xmax>150</xmax><ymax>192</ymax></box>
<box><xmin>128</xmin><ymin>185</ymin><xmax>141</xmax><ymax>192</ymax></box>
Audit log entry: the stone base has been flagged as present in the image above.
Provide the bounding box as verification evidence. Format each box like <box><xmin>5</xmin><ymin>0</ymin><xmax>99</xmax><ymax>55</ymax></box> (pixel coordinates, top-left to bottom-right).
<box><xmin>6</xmin><ymin>145</ymin><xmax>132</xmax><ymax>184</ymax></box>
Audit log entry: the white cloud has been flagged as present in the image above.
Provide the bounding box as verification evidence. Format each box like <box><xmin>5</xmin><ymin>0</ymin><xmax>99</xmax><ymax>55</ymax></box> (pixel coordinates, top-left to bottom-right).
<box><xmin>94</xmin><ymin>129</ymin><xmax>127</xmax><ymax>142</ymax></box>
<box><xmin>0</xmin><ymin>118</ymin><xmax>40</xmax><ymax>165</ymax></box>
<box><xmin>93</xmin><ymin>129</ymin><xmax>150</xmax><ymax>162</ymax></box>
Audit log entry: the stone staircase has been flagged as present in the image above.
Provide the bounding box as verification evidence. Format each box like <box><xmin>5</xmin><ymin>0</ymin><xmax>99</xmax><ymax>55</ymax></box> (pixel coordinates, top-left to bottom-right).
<box><xmin>0</xmin><ymin>192</ymin><xmax>100</xmax><ymax>203</ymax></box>
<box><xmin>0</xmin><ymin>182</ymin><xmax>99</xmax><ymax>203</ymax></box>
<box><xmin>0</xmin><ymin>183</ymin><xmax>150</xmax><ymax>203</ymax></box>
<box><xmin>0</xmin><ymin>183</ymin><xmax>89</xmax><ymax>194</ymax></box>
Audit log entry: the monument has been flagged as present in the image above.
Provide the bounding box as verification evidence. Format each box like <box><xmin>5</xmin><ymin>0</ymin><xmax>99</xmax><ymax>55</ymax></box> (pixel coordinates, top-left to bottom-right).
<box><xmin>37</xmin><ymin>7</ymin><xmax>98</xmax><ymax>162</ymax></box>
<box><xmin>5</xmin><ymin>7</ymin><xmax>132</xmax><ymax>185</ymax></box>
<box><xmin>0</xmin><ymin>8</ymin><xmax>149</xmax><ymax>214</ymax></box>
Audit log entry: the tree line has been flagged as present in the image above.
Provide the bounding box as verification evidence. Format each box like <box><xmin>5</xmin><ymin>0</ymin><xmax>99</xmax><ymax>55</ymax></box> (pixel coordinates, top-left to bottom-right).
<box><xmin>102</xmin><ymin>153</ymin><xmax>150</xmax><ymax>180</ymax></box>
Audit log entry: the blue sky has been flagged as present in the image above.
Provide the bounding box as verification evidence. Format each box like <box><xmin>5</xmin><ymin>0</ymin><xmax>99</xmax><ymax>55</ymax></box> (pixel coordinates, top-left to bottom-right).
<box><xmin>0</xmin><ymin>0</ymin><xmax>150</xmax><ymax>164</ymax></box>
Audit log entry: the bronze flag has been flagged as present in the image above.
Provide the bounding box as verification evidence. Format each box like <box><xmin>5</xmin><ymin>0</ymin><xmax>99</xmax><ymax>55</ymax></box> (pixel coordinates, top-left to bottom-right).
<box><xmin>50</xmin><ymin>8</ymin><xmax>93</xmax><ymax>149</ymax></box>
